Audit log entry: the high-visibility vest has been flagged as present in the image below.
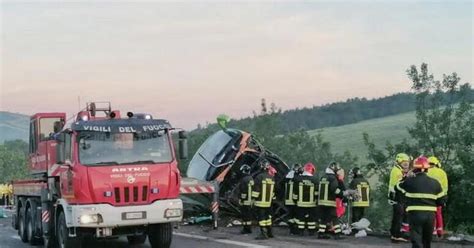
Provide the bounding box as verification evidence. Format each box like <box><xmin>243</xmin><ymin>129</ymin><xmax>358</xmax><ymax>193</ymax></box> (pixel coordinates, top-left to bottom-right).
<box><xmin>252</xmin><ymin>172</ymin><xmax>275</xmax><ymax>208</ymax></box>
<box><xmin>318</xmin><ymin>174</ymin><xmax>341</xmax><ymax>207</ymax></box>
<box><xmin>388</xmin><ymin>165</ymin><xmax>403</xmax><ymax>196</ymax></box>
<box><xmin>239</xmin><ymin>176</ymin><xmax>254</xmax><ymax>206</ymax></box>
<box><xmin>427</xmin><ymin>167</ymin><xmax>448</xmax><ymax>195</ymax></box>
<box><xmin>285</xmin><ymin>179</ymin><xmax>295</xmax><ymax>206</ymax></box>
<box><xmin>350</xmin><ymin>177</ymin><xmax>370</xmax><ymax>207</ymax></box>
<box><xmin>294</xmin><ymin>176</ymin><xmax>318</xmax><ymax>208</ymax></box>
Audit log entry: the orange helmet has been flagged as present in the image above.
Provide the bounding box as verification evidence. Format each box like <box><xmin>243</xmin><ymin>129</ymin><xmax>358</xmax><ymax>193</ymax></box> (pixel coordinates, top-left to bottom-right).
<box><xmin>303</xmin><ymin>163</ymin><xmax>316</xmax><ymax>175</ymax></box>
<box><xmin>413</xmin><ymin>156</ymin><xmax>430</xmax><ymax>170</ymax></box>
<box><xmin>268</xmin><ymin>165</ymin><xmax>277</xmax><ymax>177</ymax></box>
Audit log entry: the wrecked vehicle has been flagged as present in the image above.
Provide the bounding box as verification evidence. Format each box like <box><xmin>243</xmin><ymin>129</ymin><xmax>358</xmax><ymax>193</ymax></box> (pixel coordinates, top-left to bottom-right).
<box><xmin>185</xmin><ymin>115</ymin><xmax>290</xmax><ymax>221</ymax></box>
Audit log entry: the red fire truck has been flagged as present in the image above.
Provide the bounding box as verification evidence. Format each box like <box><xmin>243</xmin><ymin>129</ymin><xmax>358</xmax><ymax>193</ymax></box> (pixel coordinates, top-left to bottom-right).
<box><xmin>11</xmin><ymin>102</ymin><xmax>187</xmax><ymax>248</ymax></box>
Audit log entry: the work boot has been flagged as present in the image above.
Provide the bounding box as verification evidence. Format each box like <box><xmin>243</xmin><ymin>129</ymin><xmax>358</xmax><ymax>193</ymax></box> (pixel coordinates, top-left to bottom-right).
<box><xmin>308</xmin><ymin>229</ymin><xmax>316</xmax><ymax>236</ymax></box>
<box><xmin>318</xmin><ymin>233</ymin><xmax>330</xmax><ymax>239</ymax></box>
<box><xmin>255</xmin><ymin>227</ymin><xmax>269</xmax><ymax>240</ymax></box>
<box><xmin>240</xmin><ymin>225</ymin><xmax>252</xmax><ymax>234</ymax></box>
<box><xmin>267</xmin><ymin>227</ymin><xmax>274</xmax><ymax>238</ymax></box>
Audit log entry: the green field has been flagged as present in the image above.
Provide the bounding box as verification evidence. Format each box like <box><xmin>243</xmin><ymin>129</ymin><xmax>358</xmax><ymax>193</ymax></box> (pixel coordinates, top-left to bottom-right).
<box><xmin>308</xmin><ymin>111</ymin><xmax>416</xmax><ymax>164</ymax></box>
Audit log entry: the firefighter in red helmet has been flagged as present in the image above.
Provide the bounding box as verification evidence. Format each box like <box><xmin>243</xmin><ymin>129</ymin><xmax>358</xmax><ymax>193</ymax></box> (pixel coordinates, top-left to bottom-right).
<box><xmin>395</xmin><ymin>156</ymin><xmax>446</xmax><ymax>248</ymax></box>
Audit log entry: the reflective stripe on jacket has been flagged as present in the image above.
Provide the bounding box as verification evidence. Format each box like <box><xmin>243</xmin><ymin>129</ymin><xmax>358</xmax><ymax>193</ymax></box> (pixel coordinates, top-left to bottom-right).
<box><xmin>293</xmin><ymin>175</ymin><xmax>319</xmax><ymax>208</ymax></box>
<box><xmin>318</xmin><ymin>173</ymin><xmax>342</xmax><ymax>207</ymax></box>
<box><xmin>252</xmin><ymin>171</ymin><xmax>275</xmax><ymax>208</ymax></box>
<box><xmin>395</xmin><ymin>173</ymin><xmax>445</xmax><ymax>212</ymax></box>
<box><xmin>349</xmin><ymin>177</ymin><xmax>370</xmax><ymax>207</ymax></box>
<box><xmin>239</xmin><ymin>175</ymin><xmax>254</xmax><ymax>206</ymax></box>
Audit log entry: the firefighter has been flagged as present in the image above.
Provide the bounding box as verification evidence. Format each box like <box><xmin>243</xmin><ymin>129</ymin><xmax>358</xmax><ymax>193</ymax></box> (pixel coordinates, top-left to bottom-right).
<box><xmin>388</xmin><ymin>153</ymin><xmax>410</xmax><ymax>242</ymax></box>
<box><xmin>293</xmin><ymin>163</ymin><xmax>319</xmax><ymax>236</ymax></box>
<box><xmin>238</xmin><ymin>164</ymin><xmax>254</xmax><ymax>234</ymax></box>
<box><xmin>284</xmin><ymin>163</ymin><xmax>302</xmax><ymax>235</ymax></box>
<box><xmin>348</xmin><ymin>167</ymin><xmax>370</xmax><ymax>223</ymax></box>
<box><xmin>426</xmin><ymin>156</ymin><xmax>448</xmax><ymax>237</ymax></box>
<box><xmin>395</xmin><ymin>156</ymin><xmax>445</xmax><ymax>248</ymax></box>
<box><xmin>317</xmin><ymin>162</ymin><xmax>345</xmax><ymax>239</ymax></box>
<box><xmin>252</xmin><ymin>160</ymin><xmax>276</xmax><ymax>240</ymax></box>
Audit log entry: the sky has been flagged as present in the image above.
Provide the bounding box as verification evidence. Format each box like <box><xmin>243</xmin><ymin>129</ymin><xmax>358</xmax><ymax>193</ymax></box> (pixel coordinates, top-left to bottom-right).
<box><xmin>1</xmin><ymin>1</ymin><xmax>472</xmax><ymax>129</ymax></box>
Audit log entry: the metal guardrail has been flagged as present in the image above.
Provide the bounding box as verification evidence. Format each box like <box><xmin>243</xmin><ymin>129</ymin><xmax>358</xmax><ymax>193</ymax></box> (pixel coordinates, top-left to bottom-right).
<box><xmin>180</xmin><ymin>178</ymin><xmax>220</xmax><ymax>229</ymax></box>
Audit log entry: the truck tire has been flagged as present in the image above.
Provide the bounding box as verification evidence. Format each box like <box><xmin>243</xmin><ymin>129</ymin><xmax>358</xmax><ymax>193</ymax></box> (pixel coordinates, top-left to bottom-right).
<box><xmin>18</xmin><ymin>204</ymin><xmax>28</xmax><ymax>243</ymax></box>
<box><xmin>27</xmin><ymin>205</ymin><xmax>43</xmax><ymax>245</ymax></box>
<box><xmin>57</xmin><ymin>211</ymin><xmax>81</xmax><ymax>248</ymax></box>
<box><xmin>148</xmin><ymin>223</ymin><xmax>172</xmax><ymax>248</ymax></box>
<box><xmin>127</xmin><ymin>234</ymin><xmax>147</xmax><ymax>245</ymax></box>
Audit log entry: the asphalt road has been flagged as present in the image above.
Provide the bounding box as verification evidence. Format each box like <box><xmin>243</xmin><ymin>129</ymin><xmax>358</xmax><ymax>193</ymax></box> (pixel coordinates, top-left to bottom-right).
<box><xmin>0</xmin><ymin>211</ymin><xmax>243</xmax><ymax>248</ymax></box>
<box><xmin>1</xmin><ymin>209</ymin><xmax>471</xmax><ymax>248</ymax></box>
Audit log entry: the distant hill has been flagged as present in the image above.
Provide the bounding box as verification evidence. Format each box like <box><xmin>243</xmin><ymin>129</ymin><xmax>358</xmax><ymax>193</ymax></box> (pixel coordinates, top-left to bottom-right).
<box><xmin>308</xmin><ymin>111</ymin><xmax>416</xmax><ymax>164</ymax></box>
<box><xmin>0</xmin><ymin>111</ymin><xmax>29</xmax><ymax>143</ymax></box>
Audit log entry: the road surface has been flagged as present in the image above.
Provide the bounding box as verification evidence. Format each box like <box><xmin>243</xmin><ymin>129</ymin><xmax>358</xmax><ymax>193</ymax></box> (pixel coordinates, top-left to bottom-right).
<box><xmin>0</xmin><ymin>209</ymin><xmax>470</xmax><ymax>248</ymax></box>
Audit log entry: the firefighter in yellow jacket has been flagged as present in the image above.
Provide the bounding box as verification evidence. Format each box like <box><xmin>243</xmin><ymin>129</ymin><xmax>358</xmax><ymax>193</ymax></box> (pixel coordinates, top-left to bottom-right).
<box><xmin>427</xmin><ymin>156</ymin><xmax>448</xmax><ymax>237</ymax></box>
<box><xmin>388</xmin><ymin>153</ymin><xmax>410</xmax><ymax>242</ymax></box>
<box><xmin>238</xmin><ymin>164</ymin><xmax>254</xmax><ymax>234</ymax></box>
<box><xmin>293</xmin><ymin>163</ymin><xmax>319</xmax><ymax>236</ymax></box>
<box><xmin>252</xmin><ymin>160</ymin><xmax>276</xmax><ymax>240</ymax></box>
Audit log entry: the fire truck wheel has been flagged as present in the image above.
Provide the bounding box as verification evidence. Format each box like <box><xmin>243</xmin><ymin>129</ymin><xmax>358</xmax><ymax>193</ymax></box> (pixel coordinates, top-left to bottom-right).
<box><xmin>57</xmin><ymin>211</ymin><xmax>82</xmax><ymax>248</ymax></box>
<box><xmin>148</xmin><ymin>223</ymin><xmax>172</xmax><ymax>248</ymax></box>
<box><xmin>27</xmin><ymin>205</ymin><xmax>42</xmax><ymax>245</ymax></box>
<box><xmin>127</xmin><ymin>234</ymin><xmax>147</xmax><ymax>245</ymax></box>
<box><xmin>18</xmin><ymin>204</ymin><xmax>28</xmax><ymax>243</ymax></box>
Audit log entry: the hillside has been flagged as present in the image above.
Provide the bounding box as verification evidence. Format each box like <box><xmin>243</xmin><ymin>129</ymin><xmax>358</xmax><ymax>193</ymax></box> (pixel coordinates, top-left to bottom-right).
<box><xmin>308</xmin><ymin>111</ymin><xmax>416</xmax><ymax>164</ymax></box>
<box><xmin>0</xmin><ymin>111</ymin><xmax>29</xmax><ymax>143</ymax></box>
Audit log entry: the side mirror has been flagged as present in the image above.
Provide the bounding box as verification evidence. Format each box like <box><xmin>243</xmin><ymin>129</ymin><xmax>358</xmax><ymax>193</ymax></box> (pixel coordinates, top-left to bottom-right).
<box><xmin>178</xmin><ymin>131</ymin><xmax>188</xmax><ymax>160</ymax></box>
<box><xmin>56</xmin><ymin>134</ymin><xmax>65</xmax><ymax>164</ymax></box>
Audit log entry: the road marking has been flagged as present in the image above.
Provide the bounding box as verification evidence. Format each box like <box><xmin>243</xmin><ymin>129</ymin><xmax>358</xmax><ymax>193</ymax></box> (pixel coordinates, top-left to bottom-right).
<box><xmin>174</xmin><ymin>232</ymin><xmax>270</xmax><ymax>248</ymax></box>
<box><xmin>11</xmin><ymin>235</ymin><xmax>20</xmax><ymax>240</ymax></box>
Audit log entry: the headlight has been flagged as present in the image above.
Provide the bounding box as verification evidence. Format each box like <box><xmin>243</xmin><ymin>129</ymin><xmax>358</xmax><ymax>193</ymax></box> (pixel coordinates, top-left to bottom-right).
<box><xmin>79</xmin><ymin>214</ymin><xmax>103</xmax><ymax>224</ymax></box>
<box><xmin>164</xmin><ymin>208</ymin><xmax>182</xmax><ymax>218</ymax></box>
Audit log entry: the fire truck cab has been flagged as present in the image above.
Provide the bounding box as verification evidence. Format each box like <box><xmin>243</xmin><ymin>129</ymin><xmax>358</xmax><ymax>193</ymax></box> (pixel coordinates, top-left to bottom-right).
<box><xmin>12</xmin><ymin>102</ymin><xmax>186</xmax><ymax>248</ymax></box>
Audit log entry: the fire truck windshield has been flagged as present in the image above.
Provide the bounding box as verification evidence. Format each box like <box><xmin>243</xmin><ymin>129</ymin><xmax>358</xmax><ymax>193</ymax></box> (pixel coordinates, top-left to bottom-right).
<box><xmin>77</xmin><ymin>130</ymin><xmax>173</xmax><ymax>166</ymax></box>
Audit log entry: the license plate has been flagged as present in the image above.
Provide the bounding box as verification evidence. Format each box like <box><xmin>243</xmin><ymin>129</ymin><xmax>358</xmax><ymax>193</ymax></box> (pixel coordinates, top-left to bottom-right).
<box><xmin>122</xmin><ymin>211</ymin><xmax>146</xmax><ymax>220</ymax></box>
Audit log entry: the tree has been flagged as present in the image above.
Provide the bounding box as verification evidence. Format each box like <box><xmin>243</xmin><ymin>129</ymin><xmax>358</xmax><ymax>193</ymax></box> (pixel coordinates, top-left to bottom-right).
<box><xmin>363</xmin><ymin>63</ymin><xmax>473</xmax><ymax>232</ymax></box>
<box><xmin>0</xmin><ymin>140</ymin><xmax>29</xmax><ymax>184</ymax></box>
